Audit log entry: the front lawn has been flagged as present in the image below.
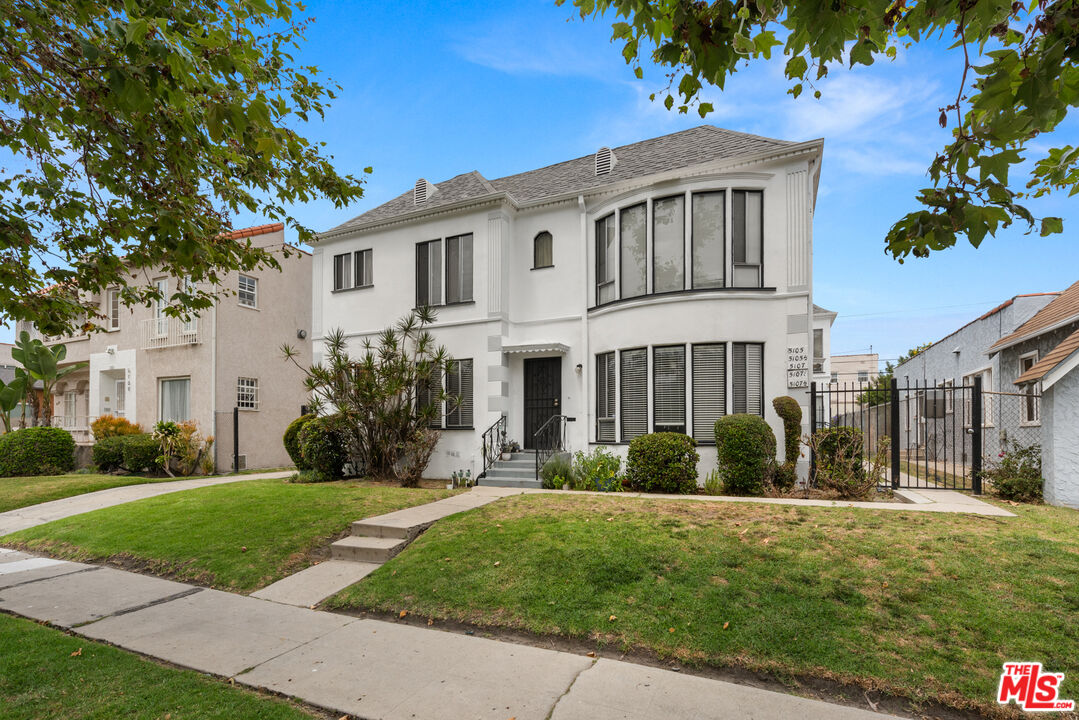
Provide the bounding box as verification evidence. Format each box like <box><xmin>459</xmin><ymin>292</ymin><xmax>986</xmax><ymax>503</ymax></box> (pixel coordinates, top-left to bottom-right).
<box><xmin>0</xmin><ymin>472</ymin><xmax>169</xmax><ymax>513</ymax></box>
<box><xmin>326</xmin><ymin>494</ymin><xmax>1079</xmax><ymax>716</ymax></box>
<box><xmin>0</xmin><ymin>613</ymin><xmax>319</xmax><ymax>719</ymax></box>
<box><xmin>3</xmin><ymin>478</ymin><xmax>458</xmax><ymax>592</ymax></box>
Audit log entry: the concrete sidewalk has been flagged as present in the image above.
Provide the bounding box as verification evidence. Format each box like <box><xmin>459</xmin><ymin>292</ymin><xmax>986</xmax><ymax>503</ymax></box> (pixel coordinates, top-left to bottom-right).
<box><xmin>0</xmin><ymin>470</ymin><xmax>292</xmax><ymax>536</ymax></box>
<box><xmin>0</xmin><ymin>550</ymin><xmax>903</xmax><ymax>720</ymax></box>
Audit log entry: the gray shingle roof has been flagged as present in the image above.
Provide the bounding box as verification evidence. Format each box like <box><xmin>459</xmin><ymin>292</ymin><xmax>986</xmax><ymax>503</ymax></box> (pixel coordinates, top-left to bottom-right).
<box><xmin>328</xmin><ymin>125</ymin><xmax>796</xmax><ymax>233</ymax></box>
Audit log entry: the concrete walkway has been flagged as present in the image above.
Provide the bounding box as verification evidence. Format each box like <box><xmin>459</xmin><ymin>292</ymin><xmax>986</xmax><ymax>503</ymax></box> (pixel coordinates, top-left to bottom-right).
<box><xmin>253</xmin><ymin>486</ymin><xmax>522</xmax><ymax>607</ymax></box>
<box><xmin>0</xmin><ymin>470</ymin><xmax>293</xmax><ymax>536</ymax></box>
<box><xmin>0</xmin><ymin>549</ymin><xmax>903</xmax><ymax>720</ymax></box>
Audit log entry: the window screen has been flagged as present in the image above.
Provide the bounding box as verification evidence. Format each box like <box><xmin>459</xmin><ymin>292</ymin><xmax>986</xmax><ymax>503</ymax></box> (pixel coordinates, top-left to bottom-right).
<box><xmin>733</xmin><ymin>343</ymin><xmax>764</xmax><ymax>415</ymax></box>
<box><xmin>620</xmin><ymin>348</ymin><xmax>648</xmax><ymax>440</ymax></box>
<box><xmin>692</xmin><ymin>344</ymin><xmax>726</xmax><ymax>443</ymax></box>
<box><xmin>596</xmin><ymin>352</ymin><xmax>616</xmax><ymax>441</ymax></box>
<box><xmin>653</xmin><ymin>345</ymin><xmax>686</xmax><ymax>433</ymax></box>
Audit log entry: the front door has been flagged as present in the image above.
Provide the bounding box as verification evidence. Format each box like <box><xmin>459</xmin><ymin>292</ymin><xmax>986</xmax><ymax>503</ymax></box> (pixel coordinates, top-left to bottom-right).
<box><xmin>524</xmin><ymin>357</ymin><xmax>562</xmax><ymax>449</ymax></box>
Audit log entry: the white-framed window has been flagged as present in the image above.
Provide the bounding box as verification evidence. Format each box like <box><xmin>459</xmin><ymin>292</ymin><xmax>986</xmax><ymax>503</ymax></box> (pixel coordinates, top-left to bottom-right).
<box><xmin>444</xmin><ymin>359</ymin><xmax>473</xmax><ymax>428</ymax></box>
<box><xmin>653</xmin><ymin>345</ymin><xmax>686</xmax><ymax>433</ymax></box>
<box><xmin>620</xmin><ymin>203</ymin><xmax>647</xmax><ymax>299</ymax></box>
<box><xmin>238</xmin><ymin>274</ymin><xmax>257</xmax><ymax>308</ymax></box>
<box><xmin>154</xmin><ymin>278</ymin><xmax>169</xmax><ymax>336</ymax></box>
<box><xmin>692</xmin><ymin>191</ymin><xmax>725</xmax><ymax>289</ymax></box>
<box><xmin>962</xmin><ymin>368</ymin><xmax>993</xmax><ymax>427</ymax></box>
<box><xmin>595</xmin><ymin>215</ymin><xmax>616</xmax><ymax>305</ymax></box>
<box><xmin>857</xmin><ymin>370</ymin><xmax>869</xmax><ymax>383</ymax></box>
<box><xmin>813</xmin><ymin>329</ymin><xmax>825</xmax><ymax>374</ymax></box>
<box><xmin>160</xmin><ymin>377</ymin><xmax>190</xmax><ymax>422</ymax></box>
<box><xmin>333</xmin><ymin>252</ymin><xmax>351</xmax><ymax>291</ymax></box>
<box><xmin>596</xmin><ymin>351</ymin><xmax>616</xmax><ymax>441</ymax></box>
<box><xmin>415</xmin><ymin>239</ymin><xmax>442</xmax><ymax>307</ymax></box>
<box><xmin>181</xmin><ymin>276</ymin><xmax>197</xmax><ymax>334</ymax></box>
<box><xmin>652</xmin><ymin>195</ymin><xmax>685</xmax><ymax>294</ymax></box>
<box><xmin>1019</xmin><ymin>351</ymin><xmax>1040</xmax><ymax>424</ymax></box>
<box><xmin>237</xmin><ymin>377</ymin><xmax>259</xmax><ymax>410</ymax></box>
<box><xmin>354</xmin><ymin>249</ymin><xmax>373</xmax><ymax>288</ymax></box>
<box><xmin>107</xmin><ymin>289</ymin><xmax>120</xmax><ymax>331</ymax></box>
<box><xmin>533</xmin><ymin>231</ymin><xmax>553</xmax><ymax>269</ymax></box>
<box><xmin>940</xmin><ymin>379</ymin><xmax>955</xmax><ymax>414</ymax></box>
<box><xmin>830</xmin><ymin>371</ymin><xmax>839</xmax><ymax>384</ymax></box>
<box><xmin>64</xmin><ymin>390</ymin><xmax>77</xmax><ymax>427</ymax></box>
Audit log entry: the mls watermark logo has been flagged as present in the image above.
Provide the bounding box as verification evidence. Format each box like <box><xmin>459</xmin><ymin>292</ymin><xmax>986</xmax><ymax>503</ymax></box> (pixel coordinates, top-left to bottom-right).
<box><xmin>997</xmin><ymin>662</ymin><xmax>1075</xmax><ymax>712</ymax></box>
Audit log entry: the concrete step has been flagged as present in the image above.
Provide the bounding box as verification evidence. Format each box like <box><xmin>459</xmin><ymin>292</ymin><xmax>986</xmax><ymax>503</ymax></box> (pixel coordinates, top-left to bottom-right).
<box><xmin>485</xmin><ymin>465</ymin><xmax>537</xmax><ymax>479</ymax></box>
<box><xmin>350</xmin><ymin>520</ymin><xmax>416</xmax><ymax>540</ymax></box>
<box><xmin>330</xmin><ymin>536</ymin><xmax>408</xmax><ymax>563</ymax></box>
<box><xmin>479</xmin><ymin>477</ymin><xmax>542</xmax><ymax>489</ymax></box>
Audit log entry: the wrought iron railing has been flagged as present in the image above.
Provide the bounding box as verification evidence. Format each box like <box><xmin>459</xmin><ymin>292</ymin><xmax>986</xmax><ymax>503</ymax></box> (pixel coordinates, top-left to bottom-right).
<box><xmin>479</xmin><ymin>414</ymin><xmax>507</xmax><ymax>479</ymax></box>
<box><xmin>533</xmin><ymin>415</ymin><xmax>573</xmax><ymax>479</ymax></box>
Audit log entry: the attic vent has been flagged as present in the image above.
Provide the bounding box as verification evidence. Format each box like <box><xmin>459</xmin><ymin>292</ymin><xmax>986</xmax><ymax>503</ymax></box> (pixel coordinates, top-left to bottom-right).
<box><xmin>595</xmin><ymin>147</ymin><xmax>617</xmax><ymax>176</ymax></box>
<box><xmin>414</xmin><ymin>178</ymin><xmax>432</xmax><ymax>205</ymax></box>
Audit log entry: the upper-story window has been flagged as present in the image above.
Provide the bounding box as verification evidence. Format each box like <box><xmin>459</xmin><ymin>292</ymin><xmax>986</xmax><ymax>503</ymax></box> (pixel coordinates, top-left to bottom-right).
<box><xmin>595</xmin><ymin>215</ymin><xmax>616</xmax><ymax>305</ymax></box>
<box><xmin>238</xmin><ymin>275</ymin><xmax>258</xmax><ymax>308</ymax></box>
<box><xmin>813</xmin><ymin>328</ymin><xmax>824</xmax><ymax>373</ymax></box>
<box><xmin>333</xmin><ymin>252</ymin><xmax>351</xmax><ymax>291</ymax></box>
<box><xmin>732</xmin><ymin>190</ymin><xmax>763</xmax><ymax>288</ymax></box>
<box><xmin>334</xmin><ymin>249</ymin><xmax>373</xmax><ymax>291</ymax></box>
<box><xmin>595</xmin><ymin>187</ymin><xmax>764</xmax><ymax>307</ymax></box>
<box><xmin>107</xmin><ymin>289</ymin><xmax>120</xmax><ymax>330</ymax></box>
<box><xmin>653</xmin><ymin>196</ymin><xmax>685</xmax><ymax>294</ymax></box>
<box><xmin>533</xmin><ymin>231</ymin><xmax>553</xmax><ymax>269</ymax></box>
<box><xmin>416</xmin><ymin>234</ymin><xmax>473</xmax><ymax>307</ymax></box>
<box><xmin>354</xmin><ymin>249</ymin><xmax>373</xmax><ymax>288</ymax></box>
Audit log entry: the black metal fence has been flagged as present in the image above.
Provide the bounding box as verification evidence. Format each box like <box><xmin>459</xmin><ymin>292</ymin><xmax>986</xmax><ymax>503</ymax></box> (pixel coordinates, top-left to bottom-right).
<box><xmin>811</xmin><ymin>378</ymin><xmax>992</xmax><ymax>493</ymax></box>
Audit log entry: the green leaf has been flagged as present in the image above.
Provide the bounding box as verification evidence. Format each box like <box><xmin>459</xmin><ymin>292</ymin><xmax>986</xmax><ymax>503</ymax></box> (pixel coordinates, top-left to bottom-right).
<box><xmin>1040</xmin><ymin>217</ymin><xmax>1064</xmax><ymax>236</ymax></box>
<box><xmin>785</xmin><ymin>56</ymin><xmax>808</xmax><ymax>80</ymax></box>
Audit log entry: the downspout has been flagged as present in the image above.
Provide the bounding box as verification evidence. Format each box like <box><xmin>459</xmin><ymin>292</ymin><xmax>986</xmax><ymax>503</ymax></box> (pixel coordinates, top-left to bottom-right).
<box><xmin>211</xmin><ymin>285</ymin><xmax>218</xmax><ymax>473</ymax></box>
<box><xmin>578</xmin><ymin>194</ymin><xmax>589</xmax><ymax>451</ymax></box>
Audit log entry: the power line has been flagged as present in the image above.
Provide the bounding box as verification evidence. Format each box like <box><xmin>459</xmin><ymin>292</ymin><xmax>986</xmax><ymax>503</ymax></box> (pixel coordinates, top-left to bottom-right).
<box><xmin>832</xmin><ymin>299</ymin><xmax>1002</xmax><ymax>320</ymax></box>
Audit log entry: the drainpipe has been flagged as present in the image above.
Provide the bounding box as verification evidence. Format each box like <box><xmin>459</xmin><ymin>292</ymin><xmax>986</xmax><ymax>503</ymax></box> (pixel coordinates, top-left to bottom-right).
<box><xmin>578</xmin><ymin>194</ymin><xmax>589</xmax><ymax>453</ymax></box>
<box><xmin>211</xmin><ymin>287</ymin><xmax>218</xmax><ymax>472</ymax></box>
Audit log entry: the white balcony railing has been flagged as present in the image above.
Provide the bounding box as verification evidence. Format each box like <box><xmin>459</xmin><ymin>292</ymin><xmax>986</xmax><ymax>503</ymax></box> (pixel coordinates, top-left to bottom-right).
<box><xmin>52</xmin><ymin>415</ymin><xmax>93</xmax><ymax>444</ymax></box>
<box><xmin>141</xmin><ymin>316</ymin><xmax>201</xmax><ymax>349</ymax></box>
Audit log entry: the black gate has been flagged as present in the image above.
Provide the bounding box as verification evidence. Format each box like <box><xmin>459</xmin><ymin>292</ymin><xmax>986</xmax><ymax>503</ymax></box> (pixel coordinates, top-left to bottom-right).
<box><xmin>811</xmin><ymin>377</ymin><xmax>984</xmax><ymax>493</ymax></box>
<box><xmin>523</xmin><ymin>357</ymin><xmax>561</xmax><ymax>449</ymax></box>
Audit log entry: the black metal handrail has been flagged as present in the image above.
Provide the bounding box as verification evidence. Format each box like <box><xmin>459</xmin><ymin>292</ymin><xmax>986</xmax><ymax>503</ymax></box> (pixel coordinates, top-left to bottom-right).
<box><xmin>533</xmin><ymin>415</ymin><xmax>574</xmax><ymax>480</ymax></box>
<box><xmin>479</xmin><ymin>414</ymin><xmax>507</xmax><ymax>479</ymax></box>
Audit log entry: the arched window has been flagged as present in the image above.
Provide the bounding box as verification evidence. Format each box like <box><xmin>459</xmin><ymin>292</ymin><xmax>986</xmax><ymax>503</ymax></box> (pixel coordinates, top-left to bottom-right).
<box><xmin>533</xmin><ymin>231</ymin><xmax>553</xmax><ymax>269</ymax></box>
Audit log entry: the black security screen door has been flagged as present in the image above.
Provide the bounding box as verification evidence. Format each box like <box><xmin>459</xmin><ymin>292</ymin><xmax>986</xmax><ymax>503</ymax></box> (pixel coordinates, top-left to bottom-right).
<box><xmin>524</xmin><ymin>357</ymin><xmax>562</xmax><ymax>449</ymax></box>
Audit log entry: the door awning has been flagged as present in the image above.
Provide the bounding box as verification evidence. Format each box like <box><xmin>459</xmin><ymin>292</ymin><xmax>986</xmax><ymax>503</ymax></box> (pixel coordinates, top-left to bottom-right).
<box><xmin>502</xmin><ymin>342</ymin><xmax>570</xmax><ymax>355</ymax></box>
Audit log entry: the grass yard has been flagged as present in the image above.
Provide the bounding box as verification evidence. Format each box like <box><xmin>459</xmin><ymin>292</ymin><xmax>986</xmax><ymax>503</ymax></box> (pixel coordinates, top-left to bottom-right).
<box><xmin>0</xmin><ymin>613</ymin><xmax>319</xmax><ymax>719</ymax></box>
<box><xmin>0</xmin><ymin>472</ymin><xmax>172</xmax><ymax>514</ymax></box>
<box><xmin>326</xmin><ymin>493</ymin><xmax>1079</xmax><ymax>716</ymax></box>
<box><xmin>3</xmin><ymin>478</ymin><xmax>458</xmax><ymax>592</ymax></box>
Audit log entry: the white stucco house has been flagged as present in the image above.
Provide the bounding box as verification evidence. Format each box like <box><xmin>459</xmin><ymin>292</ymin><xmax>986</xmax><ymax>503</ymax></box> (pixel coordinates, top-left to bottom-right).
<box><xmin>312</xmin><ymin>126</ymin><xmax>827</xmax><ymax>483</ymax></box>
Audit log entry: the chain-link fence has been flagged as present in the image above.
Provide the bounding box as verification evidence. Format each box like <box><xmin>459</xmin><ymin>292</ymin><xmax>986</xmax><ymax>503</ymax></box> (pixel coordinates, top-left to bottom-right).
<box><xmin>981</xmin><ymin>390</ymin><xmax>1043</xmax><ymax>467</ymax></box>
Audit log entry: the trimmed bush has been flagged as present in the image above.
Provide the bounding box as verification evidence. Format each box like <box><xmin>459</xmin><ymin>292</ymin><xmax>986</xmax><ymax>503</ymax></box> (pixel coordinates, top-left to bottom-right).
<box><xmin>121</xmin><ymin>434</ymin><xmax>160</xmax><ymax>474</ymax></box>
<box><xmin>90</xmin><ymin>414</ymin><xmax>143</xmax><ymax>440</ymax></box>
<box><xmin>814</xmin><ymin>426</ymin><xmax>865</xmax><ymax>482</ymax></box>
<box><xmin>769</xmin><ymin>462</ymin><xmax>798</xmax><ymax>492</ymax></box>
<box><xmin>298</xmin><ymin>414</ymin><xmax>348</xmax><ymax>482</ymax></box>
<box><xmin>0</xmin><ymin>427</ymin><xmax>76</xmax><ymax>477</ymax></box>
<box><xmin>772</xmin><ymin>396</ymin><xmax>802</xmax><ymax>465</ymax></box>
<box><xmin>625</xmin><ymin>432</ymin><xmax>699</xmax><ymax>494</ymax></box>
<box><xmin>540</xmin><ymin>454</ymin><xmax>575</xmax><ymax>489</ymax></box>
<box><xmin>92</xmin><ymin>436</ymin><xmax>127</xmax><ymax>472</ymax></box>
<box><xmin>714</xmin><ymin>414</ymin><xmax>776</xmax><ymax>496</ymax></box>
<box><xmin>987</xmin><ymin>442</ymin><xmax>1043</xmax><ymax>503</ymax></box>
<box><xmin>283</xmin><ymin>414</ymin><xmax>315</xmax><ymax>470</ymax></box>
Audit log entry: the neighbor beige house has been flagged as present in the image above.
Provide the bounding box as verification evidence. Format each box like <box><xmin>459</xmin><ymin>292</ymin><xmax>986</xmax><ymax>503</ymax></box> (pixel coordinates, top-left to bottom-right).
<box><xmin>827</xmin><ymin>352</ymin><xmax>879</xmax><ymax>419</ymax></box>
<box><xmin>16</xmin><ymin>223</ymin><xmax>312</xmax><ymax>470</ymax></box>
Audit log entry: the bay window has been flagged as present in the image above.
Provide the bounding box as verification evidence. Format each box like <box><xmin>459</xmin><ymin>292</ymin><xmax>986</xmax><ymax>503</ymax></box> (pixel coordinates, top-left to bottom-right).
<box><xmin>692</xmin><ymin>343</ymin><xmax>726</xmax><ymax>444</ymax></box>
<box><xmin>652</xmin><ymin>195</ymin><xmax>685</xmax><ymax>293</ymax></box>
<box><xmin>732</xmin><ymin>190</ymin><xmax>763</xmax><ymax>288</ymax></box>
<box><xmin>620</xmin><ymin>348</ymin><xmax>647</xmax><ymax>440</ymax></box>
<box><xmin>652</xmin><ymin>345</ymin><xmax>686</xmax><ymax>433</ymax></box>
<box><xmin>596</xmin><ymin>215</ymin><xmax>616</xmax><ymax>305</ymax></box>
<box><xmin>596</xmin><ymin>352</ymin><xmax>616</xmax><ymax>441</ymax></box>
<box><xmin>732</xmin><ymin>342</ymin><xmax>764</xmax><ymax>415</ymax></box>
<box><xmin>692</xmin><ymin>191</ymin><xmax>725</xmax><ymax>289</ymax></box>
<box><xmin>620</xmin><ymin>204</ymin><xmax>647</xmax><ymax>299</ymax></box>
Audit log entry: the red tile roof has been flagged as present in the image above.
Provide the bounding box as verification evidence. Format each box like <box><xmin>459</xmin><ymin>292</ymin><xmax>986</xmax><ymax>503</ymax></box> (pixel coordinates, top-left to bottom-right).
<box><xmin>225</xmin><ymin>223</ymin><xmax>284</xmax><ymax>240</ymax></box>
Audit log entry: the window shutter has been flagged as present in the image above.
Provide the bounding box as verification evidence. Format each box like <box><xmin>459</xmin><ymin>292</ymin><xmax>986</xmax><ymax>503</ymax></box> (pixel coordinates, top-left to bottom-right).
<box><xmin>620</xmin><ymin>348</ymin><xmax>647</xmax><ymax>440</ymax></box>
<box><xmin>596</xmin><ymin>352</ymin><xmax>615</xmax><ymax>442</ymax></box>
<box><xmin>653</xmin><ymin>345</ymin><xmax>686</xmax><ymax>432</ymax></box>
<box><xmin>692</xmin><ymin>344</ymin><xmax>726</xmax><ymax>443</ymax></box>
<box><xmin>733</xmin><ymin>343</ymin><xmax>763</xmax><ymax>415</ymax></box>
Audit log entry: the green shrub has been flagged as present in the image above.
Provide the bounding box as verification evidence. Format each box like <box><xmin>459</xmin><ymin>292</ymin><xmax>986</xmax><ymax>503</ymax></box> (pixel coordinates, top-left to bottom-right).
<box><xmin>283</xmin><ymin>414</ymin><xmax>315</xmax><ymax>470</ymax></box>
<box><xmin>987</xmin><ymin>442</ymin><xmax>1043</xmax><ymax>502</ymax></box>
<box><xmin>703</xmin><ymin>468</ymin><xmax>723</xmax><ymax>495</ymax></box>
<box><xmin>90</xmin><ymin>414</ymin><xmax>143</xmax><ymax>440</ymax></box>
<box><xmin>121</xmin><ymin>434</ymin><xmax>160</xmax><ymax>474</ymax></box>
<box><xmin>772</xmin><ymin>396</ymin><xmax>802</xmax><ymax>464</ymax></box>
<box><xmin>92</xmin><ymin>436</ymin><xmax>127</xmax><ymax>472</ymax></box>
<box><xmin>0</xmin><ymin>427</ymin><xmax>76</xmax><ymax>477</ymax></box>
<box><xmin>571</xmin><ymin>447</ymin><xmax>622</xmax><ymax>492</ymax></box>
<box><xmin>814</xmin><ymin>426</ymin><xmax>864</xmax><ymax>481</ymax></box>
<box><xmin>625</xmin><ymin>432</ymin><xmax>699</xmax><ymax>494</ymax></box>
<box><xmin>298</xmin><ymin>414</ymin><xmax>348</xmax><ymax>482</ymax></box>
<box><xmin>714</xmin><ymin>414</ymin><xmax>776</xmax><ymax>496</ymax></box>
<box><xmin>769</xmin><ymin>462</ymin><xmax>798</xmax><ymax>492</ymax></box>
<box><xmin>540</xmin><ymin>454</ymin><xmax>575</xmax><ymax>489</ymax></box>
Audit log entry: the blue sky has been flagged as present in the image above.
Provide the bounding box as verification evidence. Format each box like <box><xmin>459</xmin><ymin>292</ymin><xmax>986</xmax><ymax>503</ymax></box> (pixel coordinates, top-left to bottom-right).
<box><xmin>5</xmin><ymin>1</ymin><xmax>1077</xmax><ymax>366</ymax></box>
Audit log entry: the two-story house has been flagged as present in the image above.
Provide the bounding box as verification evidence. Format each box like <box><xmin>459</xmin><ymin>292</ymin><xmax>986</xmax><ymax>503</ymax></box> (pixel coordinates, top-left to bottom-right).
<box><xmin>17</xmin><ymin>223</ymin><xmax>312</xmax><ymax>470</ymax></box>
<box><xmin>313</xmin><ymin>126</ymin><xmax>826</xmax><ymax>482</ymax></box>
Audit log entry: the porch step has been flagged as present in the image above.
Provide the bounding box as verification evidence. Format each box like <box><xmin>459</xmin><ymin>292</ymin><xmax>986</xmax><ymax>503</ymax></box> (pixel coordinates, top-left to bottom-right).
<box><xmin>330</xmin><ymin>535</ymin><xmax>408</xmax><ymax>563</ymax></box>
<box><xmin>484</xmin><ymin>465</ymin><xmax>537</xmax><ymax>479</ymax></box>
<box><xmin>479</xmin><ymin>476</ymin><xmax>542</xmax><ymax>489</ymax></box>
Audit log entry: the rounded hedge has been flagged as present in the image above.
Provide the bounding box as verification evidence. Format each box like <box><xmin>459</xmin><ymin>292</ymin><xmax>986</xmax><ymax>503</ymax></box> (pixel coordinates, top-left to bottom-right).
<box><xmin>92</xmin><ymin>436</ymin><xmax>127</xmax><ymax>472</ymax></box>
<box><xmin>714</xmin><ymin>414</ymin><xmax>776</xmax><ymax>496</ymax></box>
<box><xmin>0</xmin><ymin>427</ymin><xmax>76</xmax><ymax>477</ymax></box>
<box><xmin>625</xmin><ymin>432</ymin><xmax>699</xmax><ymax>494</ymax></box>
<box><xmin>283</xmin><ymin>414</ymin><xmax>315</xmax><ymax>470</ymax></box>
<box><xmin>121</xmin><ymin>434</ymin><xmax>160</xmax><ymax>474</ymax></box>
<box><xmin>298</xmin><ymin>414</ymin><xmax>347</xmax><ymax>482</ymax></box>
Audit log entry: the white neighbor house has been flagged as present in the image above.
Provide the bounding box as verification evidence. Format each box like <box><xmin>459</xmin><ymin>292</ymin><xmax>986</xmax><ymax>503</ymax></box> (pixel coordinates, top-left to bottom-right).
<box><xmin>313</xmin><ymin>126</ymin><xmax>826</xmax><ymax>481</ymax></box>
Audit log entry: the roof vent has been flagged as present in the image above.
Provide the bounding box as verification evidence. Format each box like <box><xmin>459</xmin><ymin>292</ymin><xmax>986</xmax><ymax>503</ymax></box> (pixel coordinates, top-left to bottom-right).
<box><xmin>595</xmin><ymin>147</ymin><xmax>617</xmax><ymax>176</ymax></box>
<box><xmin>414</xmin><ymin>178</ymin><xmax>436</xmax><ymax>205</ymax></box>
